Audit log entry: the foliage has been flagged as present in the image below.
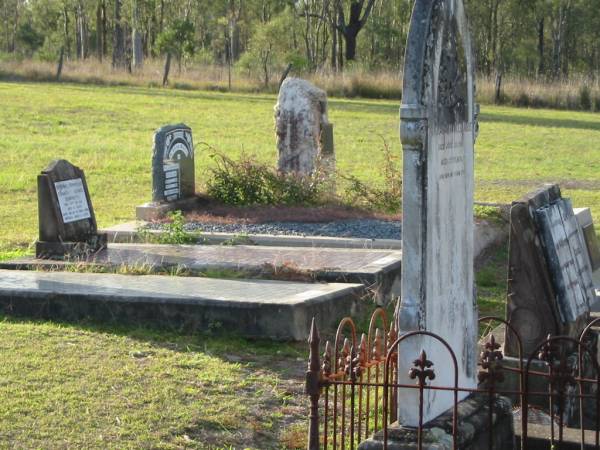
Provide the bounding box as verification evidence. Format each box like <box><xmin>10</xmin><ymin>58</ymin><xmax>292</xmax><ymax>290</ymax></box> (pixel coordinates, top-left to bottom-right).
<box><xmin>1</xmin><ymin>0</ymin><xmax>599</xmax><ymax>81</ymax></box>
<box><xmin>15</xmin><ymin>22</ymin><xmax>44</xmax><ymax>55</ymax></box>
<box><xmin>206</xmin><ymin>151</ymin><xmax>327</xmax><ymax>207</ymax></box>
<box><xmin>473</xmin><ymin>205</ymin><xmax>506</xmax><ymax>224</ymax></box>
<box><xmin>157</xmin><ymin>210</ymin><xmax>197</xmax><ymax>245</ymax></box>
<box><xmin>155</xmin><ymin>19</ymin><xmax>195</xmax><ymax>64</ymax></box>
<box><xmin>2</xmin><ymin>82</ymin><xmax>600</xmax><ymax>258</ymax></box>
<box><xmin>341</xmin><ymin>138</ymin><xmax>402</xmax><ymax>213</ymax></box>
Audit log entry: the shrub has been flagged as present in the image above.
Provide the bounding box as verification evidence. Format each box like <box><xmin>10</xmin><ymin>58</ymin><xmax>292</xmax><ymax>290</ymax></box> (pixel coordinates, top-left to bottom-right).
<box><xmin>158</xmin><ymin>210</ymin><xmax>197</xmax><ymax>244</ymax></box>
<box><xmin>580</xmin><ymin>85</ymin><xmax>592</xmax><ymax>111</ymax></box>
<box><xmin>341</xmin><ymin>138</ymin><xmax>401</xmax><ymax>213</ymax></box>
<box><xmin>515</xmin><ymin>92</ymin><xmax>530</xmax><ymax>107</ymax></box>
<box><xmin>205</xmin><ymin>151</ymin><xmax>326</xmax><ymax>206</ymax></box>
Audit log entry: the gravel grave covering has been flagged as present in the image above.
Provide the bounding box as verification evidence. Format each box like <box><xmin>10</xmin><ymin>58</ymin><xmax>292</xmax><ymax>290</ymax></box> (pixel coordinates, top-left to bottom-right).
<box><xmin>148</xmin><ymin>219</ymin><xmax>402</xmax><ymax>240</ymax></box>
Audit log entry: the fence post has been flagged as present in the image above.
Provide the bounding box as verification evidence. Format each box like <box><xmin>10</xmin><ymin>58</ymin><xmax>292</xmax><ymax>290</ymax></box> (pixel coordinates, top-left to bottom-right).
<box><xmin>306</xmin><ymin>318</ymin><xmax>321</xmax><ymax>450</ymax></box>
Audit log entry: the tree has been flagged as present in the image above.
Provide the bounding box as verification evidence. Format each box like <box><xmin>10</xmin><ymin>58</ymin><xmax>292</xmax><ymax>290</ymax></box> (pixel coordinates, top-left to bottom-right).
<box><xmin>112</xmin><ymin>0</ymin><xmax>127</xmax><ymax>68</ymax></box>
<box><xmin>16</xmin><ymin>22</ymin><xmax>44</xmax><ymax>55</ymax></box>
<box><xmin>335</xmin><ymin>0</ymin><xmax>376</xmax><ymax>62</ymax></box>
<box><xmin>155</xmin><ymin>18</ymin><xmax>195</xmax><ymax>72</ymax></box>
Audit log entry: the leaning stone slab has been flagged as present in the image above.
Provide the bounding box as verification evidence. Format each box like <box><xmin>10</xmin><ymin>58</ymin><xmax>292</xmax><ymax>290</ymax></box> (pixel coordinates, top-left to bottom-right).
<box><xmin>2</xmin><ymin>243</ymin><xmax>402</xmax><ymax>305</ymax></box>
<box><xmin>0</xmin><ymin>269</ymin><xmax>364</xmax><ymax>340</ymax></box>
<box><xmin>505</xmin><ymin>185</ymin><xmax>594</xmax><ymax>357</ymax></box>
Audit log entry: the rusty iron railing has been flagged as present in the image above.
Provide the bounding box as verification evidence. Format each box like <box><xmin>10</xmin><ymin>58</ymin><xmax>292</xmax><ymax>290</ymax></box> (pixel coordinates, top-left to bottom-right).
<box><xmin>305</xmin><ymin>308</ymin><xmax>600</xmax><ymax>450</ymax></box>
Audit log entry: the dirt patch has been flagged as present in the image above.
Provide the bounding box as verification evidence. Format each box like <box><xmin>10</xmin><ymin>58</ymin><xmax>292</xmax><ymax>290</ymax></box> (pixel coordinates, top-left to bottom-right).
<box><xmin>164</xmin><ymin>199</ymin><xmax>401</xmax><ymax>225</ymax></box>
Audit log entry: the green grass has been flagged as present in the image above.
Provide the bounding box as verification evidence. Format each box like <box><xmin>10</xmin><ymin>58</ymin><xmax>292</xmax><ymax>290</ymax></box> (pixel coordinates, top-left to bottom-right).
<box><xmin>0</xmin><ymin>81</ymin><xmax>597</xmax><ymax>448</ymax></box>
<box><xmin>0</xmin><ymin>317</ymin><xmax>308</xmax><ymax>449</ymax></box>
<box><xmin>1</xmin><ymin>81</ymin><xmax>599</xmax><ymax>255</ymax></box>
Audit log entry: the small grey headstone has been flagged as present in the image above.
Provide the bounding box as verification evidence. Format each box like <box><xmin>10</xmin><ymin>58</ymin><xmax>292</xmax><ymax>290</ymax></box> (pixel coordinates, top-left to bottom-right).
<box><xmin>397</xmin><ymin>0</ymin><xmax>478</xmax><ymax>426</ymax></box>
<box><xmin>152</xmin><ymin>124</ymin><xmax>195</xmax><ymax>203</ymax></box>
<box><xmin>36</xmin><ymin>159</ymin><xmax>107</xmax><ymax>258</ymax></box>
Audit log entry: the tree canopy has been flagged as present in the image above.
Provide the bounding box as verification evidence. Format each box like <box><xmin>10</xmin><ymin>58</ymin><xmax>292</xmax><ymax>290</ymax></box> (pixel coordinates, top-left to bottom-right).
<box><xmin>1</xmin><ymin>0</ymin><xmax>598</xmax><ymax>80</ymax></box>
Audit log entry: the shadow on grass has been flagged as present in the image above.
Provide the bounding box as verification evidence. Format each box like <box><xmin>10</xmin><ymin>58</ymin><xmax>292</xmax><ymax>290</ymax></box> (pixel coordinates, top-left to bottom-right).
<box><xmin>480</xmin><ymin>111</ymin><xmax>600</xmax><ymax>132</ymax></box>
<box><xmin>0</xmin><ymin>312</ymin><xmax>305</xmax><ymax>375</ymax></box>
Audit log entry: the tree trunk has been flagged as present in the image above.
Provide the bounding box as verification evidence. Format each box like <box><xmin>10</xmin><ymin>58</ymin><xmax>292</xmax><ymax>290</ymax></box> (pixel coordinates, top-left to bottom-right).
<box><xmin>75</xmin><ymin>6</ymin><xmax>82</xmax><ymax>59</ymax></box>
<box><xmin>96</xmin><ymin>1</ymin><xmax>103</xmax><ymax>61</ymax></box>
<box><xmin>344</xmin><ymin>30</ymin><xmax>357</xmax><ymax>61</ymax></box>
<box><xmin>162</xmin><ymin>52</ymin><xmax>171</xmax><ymax>86</ymax></box>
<box><xmin>159</xmin><ymin>0</ymin><xmax>164</xmax><ymax>33</ymax></box>
<box><xmin>337</xmin><ymin>0</ymin><xmax>376</xmax><ymax>62</ymax></box>
<box><xmin>112</xmin><ymin>0</ymin><xmax>127</xmax><ymax>69</ymax></box>
<box><xmin>132</xmin><ymin>0</ymin><xmax>143</xmax><ymax>69</ymax></box>
<box><xmin>537</xmin><ymin>17</ymin><xmax>545</xmax><ymax>76</ymax></box>
<box><xmin>63</xmin><ymin>7</ymin><xmax>71</xmax><ymax>59</ymax></box>
<box><xmin>56</xmin><ymin>47</ymin><xmax>64</xmax><ymax>81</ymax></box>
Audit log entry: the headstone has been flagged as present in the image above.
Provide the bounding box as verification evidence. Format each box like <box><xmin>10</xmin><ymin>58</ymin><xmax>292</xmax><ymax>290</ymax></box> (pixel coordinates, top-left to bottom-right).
<box><xmin>574</xmin><ymin>208</ymin><xmax>600</xmax><ymax>272</ymax></box>
<box><xmin>36</xmin><ymin>159</ymin><xmax>107</xmax><ymax>258</ymax></box>
<box><xmin>152</xmin><ymin>124</ymin><xmax>195</xmax><ymax>202</ymax></box>
<box><xmin>505</xmin><ymin>185</ymin><xmax>593</xmax><ymax>356</ymax></box>
<box><xmin>274</xmin><ymin>78</ymin><xmax>334</xmax><ymax>175</ymax></box>
<box><xmin>397</xmin><ymin>0</ymin><xmax>478</xmax><ymax>425</ymax></box>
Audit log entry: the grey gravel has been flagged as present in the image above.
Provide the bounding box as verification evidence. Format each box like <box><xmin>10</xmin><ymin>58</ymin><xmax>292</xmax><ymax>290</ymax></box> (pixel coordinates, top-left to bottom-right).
<box><xmin>149</xmin><ymin>219</ymin><xmax>402</xmax><ymax>240</ymax></box>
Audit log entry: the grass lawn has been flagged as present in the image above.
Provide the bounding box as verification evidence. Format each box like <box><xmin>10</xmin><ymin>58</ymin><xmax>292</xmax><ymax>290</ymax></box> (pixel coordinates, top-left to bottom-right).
<box><xmin>1</xmin><ymin>81</ymin><xmax>599</xmax><ymax>256</ymax></box>
<box><xmin>0</xmin><ymin>81</ymin><xmax>597</xmax><ymax>448</ymax></box>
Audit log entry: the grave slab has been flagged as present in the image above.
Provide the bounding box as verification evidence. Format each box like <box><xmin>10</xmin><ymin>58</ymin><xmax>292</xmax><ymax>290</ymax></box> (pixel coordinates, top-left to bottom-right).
<box><xmin>2</xmin><ymin>243</ymin><xmax>401</xmax><ymax>304</ymax></box>
<box><xmin>0</xmin><ymin>269</ymin><xmax>364</xmax><ymax>340</ymax></box>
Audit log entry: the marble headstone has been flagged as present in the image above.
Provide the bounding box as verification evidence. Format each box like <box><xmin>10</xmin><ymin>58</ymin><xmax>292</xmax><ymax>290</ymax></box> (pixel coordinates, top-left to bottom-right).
<box><xmin>152</xmin><ymin>124</ymin><xmax>195</xmax><ymax>203</ymax></box>
<box><xmin>36</xmin><ymin>159</ymin><xmax>107</xmax><ymax>258</ymax></box>
<box><xmin>505</xmin><ymin>185</ymin><xmax>593</xmax><ymax>357</ymax></box>
<box><xmin>398</xmin><ymin>0</ymin><xmax>478</xmax><ymax>426</ymax></box>
<box><xmin>274</xmin><ymin>78</ymin><xmax>334</xmax><ymax>175</ymax></box>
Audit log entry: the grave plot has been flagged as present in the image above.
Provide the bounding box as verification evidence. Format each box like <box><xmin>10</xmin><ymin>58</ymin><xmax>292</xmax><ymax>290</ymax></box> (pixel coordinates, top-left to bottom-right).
<box><xmin>0</xmin><ymin>269</ymin><xmax>364</xmax><ymax>340</ymax></box>
<box><xmin>2</xmin><ymin>243</ymin><xmax>401</xmax><ymax>304</ymax></box>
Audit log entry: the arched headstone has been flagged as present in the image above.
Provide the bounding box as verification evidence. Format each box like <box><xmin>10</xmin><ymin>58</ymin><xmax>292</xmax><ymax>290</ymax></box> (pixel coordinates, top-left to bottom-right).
<box><xmin>398</xmin><ymin>0</ymin><xmax>478</xmax><ymax>425</ymax></box>
<box><xmin>152</xmin><ymin>124</ymin><xmax>195</xmax><ymax>202</ymax></box>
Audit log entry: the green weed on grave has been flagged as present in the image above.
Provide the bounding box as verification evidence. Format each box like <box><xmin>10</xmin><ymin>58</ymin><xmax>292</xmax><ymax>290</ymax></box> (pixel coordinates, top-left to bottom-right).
<box><xmin>206</xmin><ymin>150</ymin><xmax>328</xmax><ymax>206</ymax></box>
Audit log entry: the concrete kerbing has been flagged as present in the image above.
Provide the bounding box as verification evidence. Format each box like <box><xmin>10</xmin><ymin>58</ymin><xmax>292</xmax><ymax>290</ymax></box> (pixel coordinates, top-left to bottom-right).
<box><xmin>0</xmin><ymin>269</ymin><xmax>366</xmax><ymax>340</ymax></box>
<box><xmin>101</xmin><ymin>219</ymin><xmax>507</xmax><ymax>256</ymax></box>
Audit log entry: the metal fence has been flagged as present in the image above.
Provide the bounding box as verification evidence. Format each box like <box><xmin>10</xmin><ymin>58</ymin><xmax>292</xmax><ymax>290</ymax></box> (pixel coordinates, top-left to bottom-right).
<box><xmin>305</xmin><ymin>307</ymin><xmax>600</xmax><ymax>450</ymax></box>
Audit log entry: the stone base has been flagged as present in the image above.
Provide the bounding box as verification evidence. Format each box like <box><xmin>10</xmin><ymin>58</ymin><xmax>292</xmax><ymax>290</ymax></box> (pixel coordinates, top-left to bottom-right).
<box><xmin>358</xmin><ymin>395</ymin><xmax>515</xmax><ymax>450</ymax></box>
<box><xmin>35</xmin><ymin>234</ymin><xmax>107</xmax><ymax>259</ymax></box>
<box><xmin>0</xmin><ymin>269</ymin><xmax>365</xmax><ymax>340</ymax></box>
<box><xmin>135</xmin><ymin>196</ymin><xmax>202</xmax><ymax>221</ymax></box>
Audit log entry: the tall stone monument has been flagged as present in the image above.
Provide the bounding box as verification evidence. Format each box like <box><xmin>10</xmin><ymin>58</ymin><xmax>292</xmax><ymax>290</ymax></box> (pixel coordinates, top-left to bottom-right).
<box><xmin>398</xmin><ymin>0</ymin><xmax>478</xmax><ymax>425</ymax></box>
<box><xmin>274</xmin><ymin>78</ymin><xmax>334</xmax><ymax>175</ymax></box>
